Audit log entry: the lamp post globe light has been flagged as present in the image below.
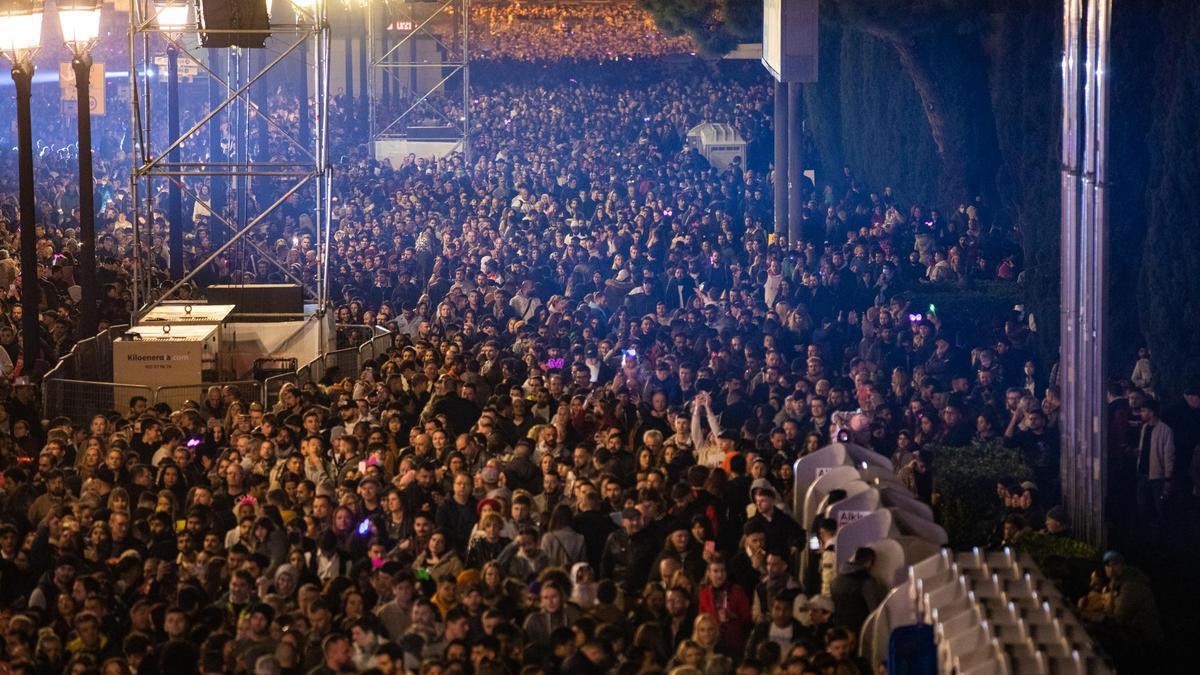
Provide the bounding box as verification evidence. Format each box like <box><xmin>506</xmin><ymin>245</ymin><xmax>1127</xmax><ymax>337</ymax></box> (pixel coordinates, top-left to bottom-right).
<box><xmin>155</xmin><ymin>0</ymin><xmax>188</xmax><ymax>279</ymax></box>
<box><xmin>58</xmin><ymin>0</ymin><xmax>103</xmax><ymax>339</ymax></box>
<box><xmin>0</xmin><ymin>0</ymin><xmax>44</xmax><ymax>371</ymax></box>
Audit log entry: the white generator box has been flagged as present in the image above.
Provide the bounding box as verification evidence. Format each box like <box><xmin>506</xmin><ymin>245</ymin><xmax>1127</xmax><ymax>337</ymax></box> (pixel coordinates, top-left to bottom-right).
<box><xmin>687</xmin><ymin>122</ymin><xmax>748</xmax><ymax>171</ymax></box>
<box><xmin>113</xmin><ymin>324</ymin><xmax>220</xmax><ymax>387</ymax></box>
<box><xmin>139</xmin><ymin>303</ymin><xmax>236</xmax><ymax>325</ymax></box>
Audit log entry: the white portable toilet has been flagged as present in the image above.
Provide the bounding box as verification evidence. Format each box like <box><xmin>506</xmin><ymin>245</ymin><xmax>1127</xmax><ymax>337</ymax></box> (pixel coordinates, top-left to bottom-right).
<box><xmin>686</xmin><ymin>122</ymin><xmax>747</xmax><ymax>171</ymax></box>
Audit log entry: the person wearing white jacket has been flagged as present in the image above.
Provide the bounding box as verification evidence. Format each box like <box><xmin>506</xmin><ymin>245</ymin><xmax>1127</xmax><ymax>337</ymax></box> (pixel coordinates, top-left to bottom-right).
<box><xmin>1136</xmin><ymin>399</ymin><xmax>1174</xmax><ymax>528</ymax></box>
<box><xmin>691</xmin><ymin>391</ymin><xmax>733</xmax><ymax>468</ymax></box>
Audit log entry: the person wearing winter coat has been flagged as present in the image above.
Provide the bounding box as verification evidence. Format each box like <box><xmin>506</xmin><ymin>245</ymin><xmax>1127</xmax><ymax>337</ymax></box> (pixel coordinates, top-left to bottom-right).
<box><xmin>600</xmin><ymin>508</ymin><xmax>659</xmax><ymax>595</ymax></box>
<box><xmin>521</xmin><ymin>580</ymin><xmax>581</xmax><ymax>647</ymax></box>
<box><xmin>1102</xmin><ymin>551</ymin><xmax>1164</xmax><ymax>645</ymax></box>
<box><xmin>540</xmin><ymin>504</ymin><xmax>586</xmax><ymax>568</ymax></box>
<box><xmin>697</xmin><ymin>556</ymin><xmax>752</xmax><ymax>658</ymax></box>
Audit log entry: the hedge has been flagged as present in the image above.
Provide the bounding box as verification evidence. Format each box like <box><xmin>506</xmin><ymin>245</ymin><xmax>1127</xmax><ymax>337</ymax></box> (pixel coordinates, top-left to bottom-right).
<box><xmin>930</xmin><ymin>440</ymin><xmax>1031</xmax><ymax>550</ymax></box>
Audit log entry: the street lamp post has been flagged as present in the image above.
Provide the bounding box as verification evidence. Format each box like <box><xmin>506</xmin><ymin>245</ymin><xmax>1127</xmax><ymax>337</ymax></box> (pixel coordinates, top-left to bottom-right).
<box><xmin>156</xmin><ymin>1</ymin><xmax>189</xmax><ymax>279</ymax></box>
<box><xmin>0</xmin><ymin>1</ymin><xmax>44</xmax><ymax>371</ymax></box>
<box><xmin>59</xmin><ymin>0</ymin><xmax>103</xmax><ymax>339</ymax></box>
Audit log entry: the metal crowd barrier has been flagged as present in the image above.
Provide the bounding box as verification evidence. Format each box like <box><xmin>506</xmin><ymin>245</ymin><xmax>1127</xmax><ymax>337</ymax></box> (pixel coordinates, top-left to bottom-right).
<box><xmin>43</xmin><ymin>379</ymin><xmax>155</xmax><ymax>425</ymax></box>
<box><xmin>154</xmin><ymin>381</ymin><xmax>265</xmax><ymax>413</ymax></box>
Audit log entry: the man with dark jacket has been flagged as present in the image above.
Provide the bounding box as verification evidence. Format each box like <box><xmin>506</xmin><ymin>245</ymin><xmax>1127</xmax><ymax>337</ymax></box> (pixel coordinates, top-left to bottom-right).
<box><xmin>435</xmin><ymin>472</ymin><xmax>478</xmax><ymax>556</ymax></box>
<box><xmin>427</xmin><ymin>376</ymin><xmax>482</xmax><ymax>436</ymax></box>
<box><xmin>829</xmin><ymin>547</ymin><xmax>886</xmax><ymax>633</ymax></box>
<box><xmin>573</xmin><ymin>492</ymin><xmax>617</xmax><ymax>569</ymax></box>
<box><xmin>1099</xmin><ymin>550</ymin><xmax>1164</xmax><ymax>666</ymax></box>
<box><xmin>599</xmin><ymin>508</ymin><xmax>658</xmax><ymax>596</ymax></box>
<box><xmin>747</xmin><ymin>486</ymin><xmax>803</xmax><ymax>554</ymax></box>
<box><xmin>720</xmin><ymin>454</ymin><xmax>754</xmax><ymax>550</ymax></box>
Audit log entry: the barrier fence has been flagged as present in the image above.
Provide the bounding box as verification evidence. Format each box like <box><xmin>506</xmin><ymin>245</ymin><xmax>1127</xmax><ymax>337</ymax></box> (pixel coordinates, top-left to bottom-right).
<box><xmin>43</xmin><ymin>379</ymin><xmax>155</xmax><ymax>425</ymax></box>
<box><xmin>154</xmin><ymin>381</ymin><xmax>266</xmax><ymax>413</ymax></box>
<box><xmin>43</xmin><ymin>325</ymin><xmax>125</xmax><ymax>382</ymax></box>
<box><xmin>42</xmin><ymin>323</ymin><xmax>393</xmax><ymax>421</ymax></box>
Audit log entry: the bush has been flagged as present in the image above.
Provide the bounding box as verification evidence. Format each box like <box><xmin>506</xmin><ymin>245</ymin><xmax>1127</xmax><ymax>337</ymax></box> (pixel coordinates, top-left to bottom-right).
<box><xmin>930</xmin><ymin>440</ymin><xmax>1031</xmax><ymax>549</ymax></box>
<box><xmin>1010</xmin><ymin>531</ymin><xmax>1099</xmax><ymax>599</ymax></box>
<box><xmin>1010</xmin><ymin>530</ymin><xmax>1098</xmax><ymax>561</ymax></box>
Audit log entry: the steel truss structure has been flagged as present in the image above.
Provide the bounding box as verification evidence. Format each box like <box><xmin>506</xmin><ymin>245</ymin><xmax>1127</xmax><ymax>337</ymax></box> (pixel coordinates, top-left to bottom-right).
<box><xmin>129</xmin><ymin>0</ymin><xmax>332</xmax><ymax>321</ymax></box>
<box><xmin>367</xmin><ymin>0</ymin><xmax>469</xmax><ymax>160</ymax></box>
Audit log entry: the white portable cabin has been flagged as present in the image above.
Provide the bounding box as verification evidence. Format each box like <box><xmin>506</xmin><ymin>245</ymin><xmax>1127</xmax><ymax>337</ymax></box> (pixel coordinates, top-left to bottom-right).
<box><xmin>113</xmin><ymin>323</ymin><xmax>221</xmax><ymax>387</ymax></box>
<box><xmin>686</xmin><ymin>122</ymin><xmax>747</xmax><ymax>171</ymax></box>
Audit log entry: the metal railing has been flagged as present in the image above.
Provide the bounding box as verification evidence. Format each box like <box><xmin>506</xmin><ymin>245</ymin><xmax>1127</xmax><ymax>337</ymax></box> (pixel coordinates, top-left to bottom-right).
<box><xmin>43</xmin><ymin>325</ymin><xmax>127</xmax><ymax>384</ymax></box>
<box><xmin>265</xmin><ymin>324</ymin><xmax>393</xmax><ymax>408</ymax></box>
<box><xmin>43</xmin><ymin>379</ymin><xmax>155</xmax><ymax>425</ymax></box>
<box><xmin>263</xmin><ymin>371</ymin><xmax>299</xmax><ymax>405</ymax></box>
<box><xmin>42</xmin><ymin>325</ymin><xmax>128</xmax><ymax>421</ymax></box>
<box><xmin>154</xmin><ymin>381</ymin><xmax>265</xmax><ymax>413</ymax></box>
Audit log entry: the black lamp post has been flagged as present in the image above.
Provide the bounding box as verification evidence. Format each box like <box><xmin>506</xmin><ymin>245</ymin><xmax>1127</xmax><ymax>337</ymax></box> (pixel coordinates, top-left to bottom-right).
<box><xmin>59</xmin><ymin>0</ymin><xmax>104</xmax><ymax>339</ymax></box>
<box><xmin>0</xmin><ymin>1</ymin><xmax>44</xmax><ymax>370</ymax></box>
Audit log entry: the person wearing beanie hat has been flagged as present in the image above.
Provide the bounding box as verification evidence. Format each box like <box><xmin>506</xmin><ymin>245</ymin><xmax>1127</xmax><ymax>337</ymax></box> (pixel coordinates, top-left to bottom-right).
<box><xmin>1096</xmin><ymin>549</ymin><xmax>1164</xmax><ymax>648</ymax></box>
<box><xmin>1043</xmin><ymin>505</ymin><xmax>1072</xmax><ymax>537</ymax></box>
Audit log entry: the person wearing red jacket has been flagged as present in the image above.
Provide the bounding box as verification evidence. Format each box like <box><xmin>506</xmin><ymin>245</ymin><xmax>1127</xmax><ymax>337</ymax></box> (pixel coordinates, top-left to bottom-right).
<box><xmin>697</xmin><ymin>555</ymin><xmax>752</xmax><ymax>658</ymax></box>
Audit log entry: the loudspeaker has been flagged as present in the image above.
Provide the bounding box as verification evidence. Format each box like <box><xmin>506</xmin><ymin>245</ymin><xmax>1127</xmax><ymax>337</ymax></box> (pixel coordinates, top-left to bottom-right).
<box><xmin>762</xmin><ymin>0</ymin><xmax>819</xmax><ymax>83</ymax></box>
<box><xmin>406</xmin><ymin>126</ymin><xmax>460</xmax><ymax>141</ymax></box>
<box><xmin>204</xmin><ymin>284</ymin><xmax>304</xmax><ymax>316</ymax></box>
<box><xmin>196</xmin><ymin>0</ymin><xmax>270</xmax><ymax>49</ymax></box>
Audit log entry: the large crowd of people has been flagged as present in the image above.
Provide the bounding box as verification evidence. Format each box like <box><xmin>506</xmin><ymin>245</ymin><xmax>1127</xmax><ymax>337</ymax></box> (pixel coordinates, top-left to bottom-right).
<box><xmin>469</xmin><ymin>2</ymin><xmax>695</xmax><ymax>61</ymax></box>
<box><xmin>0</xmin><ymin>4</ymin><xmax>1195</xmax><ymax>675</ymax></box>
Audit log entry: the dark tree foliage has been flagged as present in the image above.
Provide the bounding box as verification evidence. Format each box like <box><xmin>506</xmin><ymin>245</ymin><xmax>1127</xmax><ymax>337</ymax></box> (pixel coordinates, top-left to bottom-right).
<box><xmin>636</xmin><ymin>0</ymin><xmax>762</xmax><ymax>55</ymax></box>
<box><xmin>806</xmin><ymin>23</ymin><xmax>942</xmax><ymax>204</ymax></box>
<box><xmin>984</xmin><ymin>0</ymin><xmax>1062</xmax><ymax>367</ymax></box>
<box><xmin>1140</xmin><ymin>0</ymin><xmax>1200</xmax><ymax>399</ymax></box>
<box><xmin>1097</xmin><ymin>0</ymin><xmax>1156</xmax><ymax>382</ymax></box>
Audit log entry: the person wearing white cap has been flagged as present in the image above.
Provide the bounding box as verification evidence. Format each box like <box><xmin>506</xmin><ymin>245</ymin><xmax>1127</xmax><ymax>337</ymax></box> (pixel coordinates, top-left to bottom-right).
<box><xmin>805</xmin><ymin>594</ymin><xmax>836</xmax><ymax>644</ymax></box>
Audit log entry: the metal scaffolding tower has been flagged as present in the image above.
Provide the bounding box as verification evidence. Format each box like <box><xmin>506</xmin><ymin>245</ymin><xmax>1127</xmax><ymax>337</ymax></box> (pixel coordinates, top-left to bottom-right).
<box><xmin>367</xmin><ymin>0</ymin><xmax>469</xmax><ymax>160</ymax></box>
<box><xmin>129</xmin><ymin>0</ymin><xmax>332</xmax><ymax>322</ymax></box>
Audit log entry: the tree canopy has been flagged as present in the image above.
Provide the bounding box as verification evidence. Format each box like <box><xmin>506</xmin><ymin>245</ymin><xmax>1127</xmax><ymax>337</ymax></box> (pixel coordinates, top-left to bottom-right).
<box><xmin>636</xmin><ymin>0</ymin><xmax>762</xmax><ymax>54</ymax></box>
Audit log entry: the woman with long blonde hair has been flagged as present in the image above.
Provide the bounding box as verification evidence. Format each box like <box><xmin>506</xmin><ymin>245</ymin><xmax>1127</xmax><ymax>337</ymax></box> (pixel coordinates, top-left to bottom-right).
<box><xmin>691</xmin><ymin>613</ymin><xmax>733</xmax><ymax>674</ymax></box>
<box><xmin>74</xmin><ymin>436</ymin><xmax>106</xmax><ymax>481</ymax></box>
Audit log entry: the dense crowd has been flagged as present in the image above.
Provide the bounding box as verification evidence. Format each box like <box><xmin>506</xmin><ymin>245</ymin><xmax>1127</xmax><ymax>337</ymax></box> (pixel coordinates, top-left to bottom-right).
<box><xmin>0</xmin><ymin>7</ymin><xmax>1196</xmax><ymax>675</ymax></box>
<box><xmin>469</xmin><ymin>2</ymin><xmax>695</xmax><ymax>61</ymax></box>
